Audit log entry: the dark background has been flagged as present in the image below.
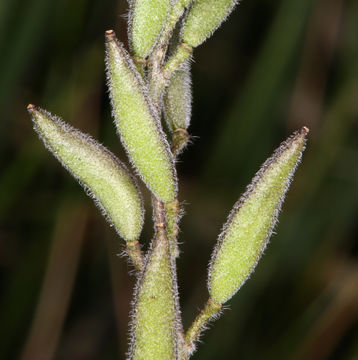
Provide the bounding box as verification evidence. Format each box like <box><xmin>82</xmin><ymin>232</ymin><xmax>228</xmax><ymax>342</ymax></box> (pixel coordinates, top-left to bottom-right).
<box><xmin>1</xmin><ymin>0</ymin><xmax>358</xmax><ymax>359</ymax></box>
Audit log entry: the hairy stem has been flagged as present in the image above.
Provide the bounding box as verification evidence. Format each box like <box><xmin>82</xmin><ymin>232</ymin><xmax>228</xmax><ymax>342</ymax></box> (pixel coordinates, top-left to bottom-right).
<box><xmin>182</xmin><ymin>298</ymin><xmax>222</xmax><ymax>359</ymax></box>
<box><xmin>163</xmin><ymin>42</ymin><xmax>193</xmax><ymax>81</ymax></box>
<box><xmin>159</xmin><ymin>0</ymin><xmax>194</xmax><ymax>51</ymax></box>
<box><xmin>148</xmin><ymin>0</ymin><xmax>194</xmax><ymax>108</ymax></box>
<box><xmin>125</xmin><ymin>240</ymin><xmax>144</xmax><ymax>272</ymax></box>
<box><xmin>164</xmin><ymin>199</ymin><xmax>180</xmax><ymax>258</ymax></box>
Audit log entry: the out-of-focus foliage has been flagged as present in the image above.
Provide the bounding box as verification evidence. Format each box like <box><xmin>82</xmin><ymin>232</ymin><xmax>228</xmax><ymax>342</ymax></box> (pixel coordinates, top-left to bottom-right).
<box><xmin>0</xmin><ymin>0</ymin><xmax>357</xmax><ymax>359</ymax></box>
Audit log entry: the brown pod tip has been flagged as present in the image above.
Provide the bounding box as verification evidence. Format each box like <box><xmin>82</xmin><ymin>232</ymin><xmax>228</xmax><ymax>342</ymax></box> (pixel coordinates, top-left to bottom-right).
<box><xmin>301</xmin><ymin>126</ymin><xmax>309</xmax><ymax>135</ymax></box>
<box><xmin>105</xmin><ymin>29</ymin><xmax>115</xmax><ymax>38</ymax></box>
<box><xmin>27</xmin><ymin>103</ymin><xmax>36</xmax><ymax>112</ymax></box>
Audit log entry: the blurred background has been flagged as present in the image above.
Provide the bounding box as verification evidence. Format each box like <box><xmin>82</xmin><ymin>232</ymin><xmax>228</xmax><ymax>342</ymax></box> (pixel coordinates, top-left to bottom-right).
<box><xmin>1</xmin><ymin>0</ymin><xmax>358</xmax><ymax>359</ymax></box>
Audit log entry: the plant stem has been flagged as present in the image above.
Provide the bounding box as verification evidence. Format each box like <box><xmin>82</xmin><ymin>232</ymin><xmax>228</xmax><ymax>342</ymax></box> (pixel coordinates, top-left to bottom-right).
<box><xmin>148</xmin><ymin>0</ymin><xmax>194</xmax><ymax>108</ymax></box>
<box><xmin>163</xmin><ymin>42</ymin><xmax>192</xmax><ymax>80</ymax></box>
<box><xmin>182</xmin><ymin>298</ymin><xmax>222</xmax><ymax>359</ymax></box>
<box><xmin>133</xmin><ymin>56</ymin><xmax>147</xmax><ymax>78</ymax></box>
<box><xmin>164</xmin><ymin>199</ymin><xmax>180</xmax><ymax>258</ymax></box>
<box><xmin>125</xmin><ymin>240</ymin><xmax>144</xmax><ymax>272</ymax></box>
<box><xmin>148</xmin><ymin>46</ymin><xmax>167</xmax><ymax>107</ymax></box>
<box><xmin>159</xmin><ymin>0</ymin><xmax>194</xmax><ymax>51</ymax></box>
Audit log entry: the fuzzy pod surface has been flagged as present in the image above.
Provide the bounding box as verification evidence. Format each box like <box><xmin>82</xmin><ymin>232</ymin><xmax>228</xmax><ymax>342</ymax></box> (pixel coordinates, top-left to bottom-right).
<box><xmin>130</xmin><ymin>231</ymin><xmax>179</xmax><ymax>359</ymax></box>
<box><xmin>105</xmin><ymin>31</ymin><xmax>177</xmax><ymax>203</ymax></box>
<box><xmin>209</xmin><ymin>128</ymin><xmax>308</xmax><ymax>304</ymax></box>
<box><xmin>164</xmin><ymin>60</ymin><xmax>192</xmax><ymax>132</ymax></box>
<box><xmin>27</xmin><ymin>105</ymin><xmax>144</xmax><ymax>242</ymax></box>
<box><xmin>129</xmin><ymin>0</ymin><xmax>172</xmax><ymax>58</ymax></box>
<box><xmin>182</xmin><ymin>0</ymin><xmax>238</xmax><ymax>48</ymax></box>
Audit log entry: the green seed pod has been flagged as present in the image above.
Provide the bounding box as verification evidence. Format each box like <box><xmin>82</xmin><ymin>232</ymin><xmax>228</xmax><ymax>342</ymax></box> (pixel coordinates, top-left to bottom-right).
<box><xmin>182</xmin><ymin>0</ymin><xmax>238</xmax><ymax>48</ymax></box>
<box><xmin>27</xmin><ymin>104</ymin><xmax>144</xmax><ymax>242</ymax></box>
<box><xmin>209</xmin><ymin>128</ymin><xmax>308</xmax><ymax>304</ymax></box>
<box><xmin>130</xmin><ymin>230</ymin><xmax>179</xmax><ymax>359</ymax></box>
<box><xmin>164</xmin><ymin>59</ymin><xmax>192</xmax><ymax>132</ymax></box>
<box><xmin>105</xmin><ymin>31</ymin><xmax>177</xmax><ymax>203</ymax></box>
<box><xmin>129</xmin><ymin>0</ymin><xmax>172</xmax><ymax>58</ymax></box>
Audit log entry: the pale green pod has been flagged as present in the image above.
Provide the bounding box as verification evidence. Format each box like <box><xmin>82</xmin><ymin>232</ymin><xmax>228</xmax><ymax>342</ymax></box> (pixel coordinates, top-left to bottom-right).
<box><xmin>182</xmin><ymin>0</ymin><xmax>238</xmax><ymax>48</ymax></box>
<box><xmin>129</xmin><ymin>0</ymin><xmax>172</xmax><ymax>58</ymax></box>
<box><xmin>209</xmin><ymin>127</ymin><xmax>308</xmax><ymax>304</ymax></box>
<box><xmin>130</xmin><ymin>231</ymin><xmax>179</xmax><ymax>359</ymax></box>
<box><xmin>27</xmin><ymin>104</ymin><xmax>144</xmax><ymax>242</ymax></box>
<box><xmin>164</xmin><ymin>59</ymin><xmax>192</xmax><ymax>132</ymax></box>
<box><xmin>105</xmin><ymin>31</ymin><xmax>177</xmax><ymax>203</ymax></box>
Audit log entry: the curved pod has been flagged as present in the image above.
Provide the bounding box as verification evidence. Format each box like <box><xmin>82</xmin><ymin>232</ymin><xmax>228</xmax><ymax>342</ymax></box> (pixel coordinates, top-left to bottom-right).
<box><xmin>209</xmin><ymin>128</ymin><xmax>308</xmax><ymax>304</ymax></box>
<box><xmin>105</xmin><ymin>31</ymin><xmax>177</xmax><ymax>203</ymax></box>
<box><xmin>28</xmin><ymin>105</ymin><xmax>144</xmax><ymax>242</ymax></box>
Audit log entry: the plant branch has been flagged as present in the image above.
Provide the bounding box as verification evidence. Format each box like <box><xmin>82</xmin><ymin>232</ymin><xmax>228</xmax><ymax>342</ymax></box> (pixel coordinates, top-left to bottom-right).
<box><xmin>163</xmin><ymin>42</ymin><xmax>193</xmax><ymax>81</ymax></box>
<box><xmin>159</xmin><ymin>0</ymin><xmax>194</xmax><ymax>52</ymax></box>
<box><xmin>148</xmin><ymin>0</ymin><xmax>194</xmax><ymax>108</ymax></box>
<box><xmin>182</xmin><ymin>298</ymin><xmax>222</xmax><ymax>359</ymax></box>
<box><xmin>164</xmin><ymin>199</ymin><xmax>181</xmax><ymax>258</ymax></box>
<box><xmin>125</xmin><ymin>240</ymin><xmax>144</xmax><ymax>272</ymax></box>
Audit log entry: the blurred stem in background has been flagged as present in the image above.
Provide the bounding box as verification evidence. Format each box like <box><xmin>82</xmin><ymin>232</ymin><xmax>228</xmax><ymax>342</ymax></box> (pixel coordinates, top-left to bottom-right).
<box><xmin>21</xmin><ymin>203</ymin><xmax>88</xmax><ymax>360</ymax></box>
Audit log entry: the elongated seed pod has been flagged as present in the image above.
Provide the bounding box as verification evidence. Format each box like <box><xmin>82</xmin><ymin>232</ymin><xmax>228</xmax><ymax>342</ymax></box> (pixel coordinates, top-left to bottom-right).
<box><xmin>164</xmin><ymin>59</ymin><xmax>192</xmax><ymax>132</ymax></box>
<box><xmin>129</xmin><ymin>0</ymin><xmax>172</xmax><ymax>58</ymax></box>
<box><xmin>130</xmin><ymin>230</ymin><xmax>179</xmax><ymax>359</ymax></box>
<box><xmin>105</xmin><ymin>31</ymin><xmax>177</xmax><ymax>203</ymax></box>
<box><xmin>182</xmin><ymin>0</ymin><xmax>238</xmax><ymax>48</ymax></box>
<box><xmin>209</xmin><ymin>127</ymin><xmax>308</xmax><ymax>304</ymax></box>
<box><xmin>27</xmin><ymin>105</ymin><xmax>144</xmax><ymax>242</ymax></box>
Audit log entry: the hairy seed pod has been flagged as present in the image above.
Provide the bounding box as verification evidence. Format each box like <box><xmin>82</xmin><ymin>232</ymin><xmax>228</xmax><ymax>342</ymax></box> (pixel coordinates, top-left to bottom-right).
<box><xmin>27</xmin><ymin>105</ymin><xmax>144</xmax><ymax>242</ymax></box>
<box><xmin>182</xmin><ymin>0</ymin><xmax>238</xmax><ymax>48</ymax></box>
<box><xmin>130</xmin><ymin>230</ymin><xmax>179</xmax><ymax>359</ymax></box>
<box><xmin>129</xmin><ymin>0</ymin><xmax>172</xmax><ymax>58</ymax></box>
<box><xmin>164</xmin><ymin>59</ymin><xmax>192</xmax><ymax>132</ymax></box>
<box><xmin>209</xmin><ymin>127</ymin><xmax>308</xmax><ymax>304</ymax></box>
<box><xmin>105</xmin><ymin>31</ymin><xmax>177</xmax><ymax>203</ymax></box>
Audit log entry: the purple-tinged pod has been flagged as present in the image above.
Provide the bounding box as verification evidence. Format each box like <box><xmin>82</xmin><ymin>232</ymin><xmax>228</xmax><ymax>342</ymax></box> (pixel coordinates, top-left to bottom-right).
<box><xmin>105</xmin><ymin>31</ymin><xmax>177</xmax><ymax>203</ymax></box>
<box><xmin>27</xmin><ymin>104</ymin><xmax>144</xmax><ymax>242</ymax></box>
<box><xmin>209</xmin><ymin>128</ymin><xmax>308</xmax><ymax>304</ymax></box>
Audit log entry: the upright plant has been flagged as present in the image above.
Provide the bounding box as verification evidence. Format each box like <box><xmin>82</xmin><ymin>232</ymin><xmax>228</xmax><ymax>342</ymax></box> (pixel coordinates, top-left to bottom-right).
<box><xmin>27</xmin><ymin>1</ymin><xmax>308</xmax><ymax>359</ymax></box>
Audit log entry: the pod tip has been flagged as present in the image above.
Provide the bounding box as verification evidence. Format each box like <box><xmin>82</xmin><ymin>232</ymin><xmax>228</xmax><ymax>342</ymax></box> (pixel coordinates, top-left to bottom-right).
<box><xmin>301</xmin><ymin>126</ymin><xmax>309</xmax><ymax>135</ymax></box>
<box><xmin>105</xmin><ymin>29</ymin><xmax>115</xmax><ymax>38</ymax></box>
<box><xmin>27</xmin><ymin>103</ymin><xmax>36</xmax><ymax>112</ymax></box>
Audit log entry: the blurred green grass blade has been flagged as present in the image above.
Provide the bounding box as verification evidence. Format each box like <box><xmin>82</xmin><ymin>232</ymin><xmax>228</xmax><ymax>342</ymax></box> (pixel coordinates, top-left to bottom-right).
<box><xmin>0</xmin><ymin>226</ymin><xmax>52</xmax><ymax>359</ymax></box>
<box><xmin>0</xmin><ymin>43</ymin><xmax>103</xmax><ymax>221</ymax></box>
<box><xmin>21</xmin><ymin>203</ymin><xmax>88</xmax><ymax>360</ymax></box>
<box><xmin>0</xmin><ymin>141</ymin><xmax>42</xmax><ymax>220</ymax></box>
<box><xmin>0</xmin><ymin>0</ymin><xmax>50</xmax><ymax>117</ymax></box>
<box><xmin>0</xmin><ymin>0</ymin><xmax>12</xmax><ymax>45</ymax></box>
<box><xmin>205</xmin><ymin>0</ymin><xmax>313</xmax><ymax>178</ymax></box>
